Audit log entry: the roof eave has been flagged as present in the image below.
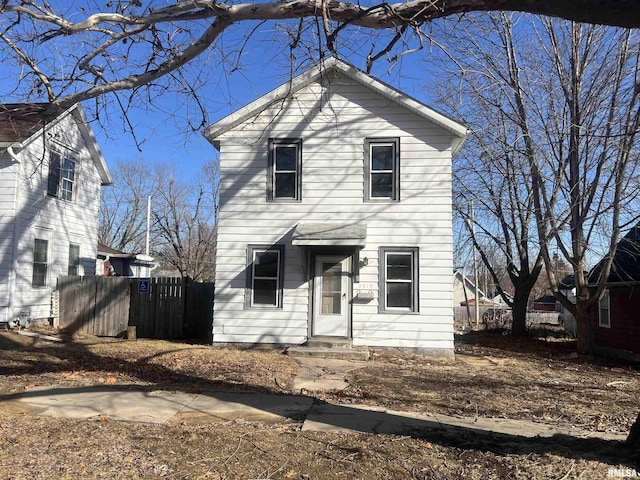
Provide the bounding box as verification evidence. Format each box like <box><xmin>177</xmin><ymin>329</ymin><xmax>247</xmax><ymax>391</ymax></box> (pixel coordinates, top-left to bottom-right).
<box><xmin>203</xmin><ymin>58</ymin><xmax>468</xmax><ymax>147</ymax></box>
<box><xmin>70</xmin><ymin>105</ymin><xmax>113</xmax><ymax>186</ymax></box>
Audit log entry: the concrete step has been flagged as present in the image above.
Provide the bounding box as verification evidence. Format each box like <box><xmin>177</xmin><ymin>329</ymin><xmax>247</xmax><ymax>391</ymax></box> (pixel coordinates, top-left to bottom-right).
<box><xmin>287</xmin><ymin>345</ymin><xmax>370</xmax><ymax>361</ymax></box>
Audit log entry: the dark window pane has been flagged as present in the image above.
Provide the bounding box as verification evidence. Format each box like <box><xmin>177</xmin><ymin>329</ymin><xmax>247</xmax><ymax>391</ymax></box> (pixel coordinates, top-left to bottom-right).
<box><xmin>47</xmin><ymin>155</ymin><xmax>61</xmax><ymax>196</ymax></box>
<box><xmin>387</xmin><ymin>254</ymin><xmax>412</xmax><ymax>280</ymax></box>
<box><xmin>371</xmin><ymin>173</ymin><xmax>392</xmax><ymax>197</ymax></box>
<box><xmin>275</xmin><ymin>146</ymin><xmax>297</xmax><ymax>171</ymax></box>
<box><xmin>254</xmin><ymin>251</ymin><xmax>279</xmax><ymax>277</ymax></box>
<box><xmin>371</xmin><ymin>145</ymin><xmax>394</xmax><ymax>170</ymax></box>
<box><xmin>32</xmin><ymin>264</ymin><xmax>47</xmax><ymax>286</ymax></box>
<box><xmin>275</xmin><ymin>173</ymin><xmax>296</xmax><ymax>198</ymax></box>
<box><xmin>387</xmin><ymin>283</ymin><xmax>412</xmax><ymax>308</ymax></box>
<box><xmin>253</xmin><ymin>279</ymin><xmax>277</xmax><ymax>305</ymax></box>
<box><xmin>34</xmin><ymin>239</ymin><xmax>48</xmax><ymax>263</ymax></box>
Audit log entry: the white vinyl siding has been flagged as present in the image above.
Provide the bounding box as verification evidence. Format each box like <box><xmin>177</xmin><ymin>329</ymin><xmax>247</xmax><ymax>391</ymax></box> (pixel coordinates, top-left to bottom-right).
<box><xmin>212</xmin><ymin>73</ymin><xmax>457</xmax><ymax>350</ymax></box>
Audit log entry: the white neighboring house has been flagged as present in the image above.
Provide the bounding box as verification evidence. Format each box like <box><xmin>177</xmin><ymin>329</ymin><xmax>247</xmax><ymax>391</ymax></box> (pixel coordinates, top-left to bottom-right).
<box><xmin>204</xmin><ymin>59</ymin><xmax>467</xmax><ymax>356</ymax></box>
<box><xmin>0</xmin><ymin>103</ymin><xmax>112</xmax><ymax>325</ymax></box>
<box><xmin>453</xmin><ymin>269</ymin><xmax>485</xmax><ymax>306</ymax></box>
<box><xmin>96</xmin><ymin>243</ymin><xmax>155</xmax><ymax>278</ymax></box>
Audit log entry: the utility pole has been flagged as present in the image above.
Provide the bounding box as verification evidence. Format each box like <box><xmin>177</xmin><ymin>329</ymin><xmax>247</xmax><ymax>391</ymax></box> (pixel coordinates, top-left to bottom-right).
<box><xmin>468</xmin><ymin>201</ymin><xmax>480</xmax><ymax>327</ymax></box>
<box><xmin>145</xmin><ymin>195</ymin><xmax>151</xmax><ymax>256</ymax></box>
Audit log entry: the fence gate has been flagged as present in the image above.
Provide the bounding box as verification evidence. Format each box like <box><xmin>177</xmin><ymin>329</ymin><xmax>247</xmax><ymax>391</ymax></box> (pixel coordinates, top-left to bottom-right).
<box><xmin>129</xmin><ymin>277</ymin><xmax>185</xmax><ymax>338</ymax></box>
<box><xmin>58</xmin><ymin>276</ymin><xmax>130</xmax><ymax>336</ymax></box>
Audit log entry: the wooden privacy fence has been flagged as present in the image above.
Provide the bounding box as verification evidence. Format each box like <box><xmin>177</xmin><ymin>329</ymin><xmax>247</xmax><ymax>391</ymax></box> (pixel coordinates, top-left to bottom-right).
<box><xmin>57</xmin><ymin>276</ymin><xmax>214</xmax><ymax>340</ymax></box>
<box><xmin>58</xmin><ymin>276</ymin><xmax>131</xmax><ymax>336</ymax></box>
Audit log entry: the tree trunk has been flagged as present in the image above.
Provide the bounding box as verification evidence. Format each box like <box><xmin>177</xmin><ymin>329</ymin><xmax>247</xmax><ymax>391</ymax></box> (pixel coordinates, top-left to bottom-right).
<box><xmin>574</xmin><ymin>302</ymin><xmax>593</xmax><ymax>355</ymax></box>
<box><xmin>511</xmin><ymin>289</ymin><xmax>529</xmax><ymax>337</ymax></box>
<box><xmin>627</xmin><ymin>412</ymin><xmax>640</xmax><ymax>446</ymax></box>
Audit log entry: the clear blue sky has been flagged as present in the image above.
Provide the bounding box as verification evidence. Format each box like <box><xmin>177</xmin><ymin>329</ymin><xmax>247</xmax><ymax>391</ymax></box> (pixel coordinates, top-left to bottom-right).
<box><xmin>93</xmin><ymin>54</ymin><xmax>439</xmax><ymax>180</ymax></box>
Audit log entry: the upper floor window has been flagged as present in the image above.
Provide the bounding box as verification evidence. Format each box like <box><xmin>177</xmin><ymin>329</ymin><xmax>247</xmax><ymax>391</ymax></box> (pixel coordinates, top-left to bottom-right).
<box><xmin>47</xmin><ymin>152</ymin><xmax>76</xmax><ymax>201</ymax></box>
<box><xmin>68</xmin><ymin>243</ymin><xmax>80</xmax><ymax>276</ymax></box>
<box><xmin>268</xmin><ymin>139</ymin><xmax>302</xmax><ymax>201</ymax></box>
<box><xmin>598</xmin><ymin>289</ymin><xmax>611</xmax><ymax>328</ymax></box>
<box><xmin>32</xmin><ymin>238</ymin><xmax>49</xmax><ymax>287</ymax></box>
<box><xmin>365</xmin><ymin>138</ymin><xmax>400</xmax><ymax>201</ymax></box>
<box><xmin>246</xmin><ymin>245</ymin><xmax>285</xmax><ymax>308</ymax></box>
<box><xmin>379</xmin><ymin>247</ymin><xmax>419</xmax><ymax>313</ymax></box>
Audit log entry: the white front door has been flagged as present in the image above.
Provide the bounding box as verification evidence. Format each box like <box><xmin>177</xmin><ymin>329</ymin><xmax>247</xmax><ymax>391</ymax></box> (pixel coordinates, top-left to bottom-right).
<box><xmin>312</xmin><ymin>256</ymin><xmax>351</xmax><ymax>337</ymax></box>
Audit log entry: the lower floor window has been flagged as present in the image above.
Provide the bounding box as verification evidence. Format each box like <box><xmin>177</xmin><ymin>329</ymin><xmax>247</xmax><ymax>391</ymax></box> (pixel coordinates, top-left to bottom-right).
<box><xmin>247</xmin><ymin>245</ymin><xmax>285</xmax><ymax>308</ymax></box>
<box><xmin>379</xmin><ymin>247</ymin><xmax>419</xmax><ymax>312</ymax></box>
<box><xmin>33</xmin><ymin>238</ymin><xmax>49</xmax><ymax>287</ymax></box>
<box><xmin>68</xmin><ymin>243</ymin><xmax>80</xmax><ymax>276</ymax></box>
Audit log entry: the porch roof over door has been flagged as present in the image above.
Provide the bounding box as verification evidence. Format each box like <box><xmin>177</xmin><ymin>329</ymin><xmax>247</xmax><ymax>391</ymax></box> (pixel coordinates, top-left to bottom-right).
<box><xmin>291</xmin><ymin>223</ymin><xmax>367</xmax><ymax>247</ymax></box>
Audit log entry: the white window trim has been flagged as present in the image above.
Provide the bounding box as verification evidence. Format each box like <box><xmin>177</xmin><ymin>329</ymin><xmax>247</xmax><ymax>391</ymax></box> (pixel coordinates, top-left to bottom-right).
<box><xmin>47</xmin><ymin>151</ymin><xmax>77</xmax><ymax>201</ymax></box>
<box><xmin>68</xmin><ymin>243</ymin><xmax>81</xmax><ymax>276</ymax></box>
<box><xmin>598</xmin><ymin>289</ymin><xmax>611</xmax><ymax>328</ymax></box>
<box><xmin>32</xmin><ymin>237</ymin><xmax>50</xmax><ymax>288</ymax></box>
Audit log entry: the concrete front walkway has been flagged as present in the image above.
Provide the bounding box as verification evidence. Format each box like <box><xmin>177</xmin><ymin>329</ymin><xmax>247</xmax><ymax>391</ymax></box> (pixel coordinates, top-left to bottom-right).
<box><xmin>2</xmin><ymin>356</ymin><xmax>627</xmax><ymax>442</ymax></box>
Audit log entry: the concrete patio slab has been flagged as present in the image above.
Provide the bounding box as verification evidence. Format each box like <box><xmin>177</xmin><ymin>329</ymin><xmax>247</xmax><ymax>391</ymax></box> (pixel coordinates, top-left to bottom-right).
<box><xmin>171</xmin><ymin>391</ymin><xmax>313</xmax><ymax>424</ymax></box>
<box><xmin>302</xmin><ymin>403</ymin><xmax>627</xmax><ymax>441</ymax></box>
<box><xmin>11</xmin><ymin>386</ymin><xmax>197</xmax><ymax>423</ymax></box>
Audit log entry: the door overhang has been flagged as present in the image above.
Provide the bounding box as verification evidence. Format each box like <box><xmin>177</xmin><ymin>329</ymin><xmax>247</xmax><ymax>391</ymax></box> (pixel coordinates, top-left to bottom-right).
<box><xmin>292</xmin><ymin>223</ymin><xmax>367</xmax><ymax>247</ymax></box>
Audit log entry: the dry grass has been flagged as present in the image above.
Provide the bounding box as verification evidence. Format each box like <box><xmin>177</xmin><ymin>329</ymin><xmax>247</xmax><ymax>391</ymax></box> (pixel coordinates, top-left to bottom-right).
<box><xmin>0</xmin><ymin>328</ymin><xmax>638</xmax><ymax>479</ymax></box>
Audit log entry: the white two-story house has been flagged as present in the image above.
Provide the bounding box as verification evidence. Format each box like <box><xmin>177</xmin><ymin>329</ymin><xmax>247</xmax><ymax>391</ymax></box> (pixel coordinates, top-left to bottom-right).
<box><xmin>204</xmin><ymin>59</ymin><xmax>467</xmax><ymax>356</ymax></box>
<box><xmin>0</xmin><ymin>103</ymin><xmax>112</xmax><ymax>325</ymax></box>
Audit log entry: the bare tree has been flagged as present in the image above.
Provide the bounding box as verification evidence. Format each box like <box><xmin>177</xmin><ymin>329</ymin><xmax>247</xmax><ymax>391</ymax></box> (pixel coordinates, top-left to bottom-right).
<box><xmin>152</xmin><ymin>160</ymin><xmax>219</xmax><ymax>281</ymax></box>
<box><xmin>99</xmin><ymin>158</ymin><xmax>219</xmax><ymax>280</ymax></box>
<box><xmin>436</xmin><ymin>14</ymin><xmax>640</xmax><ymax>350</ymax></box>
<box><xmin>0</xmin><ymin>1</ymin><xmax>639</xmax><ymax>123</ymax></box>
<box><xmin>442</xmin><ymin>15</ymin><xmax>546</xmax><ymax>336</ymax></box>
<box><xmin>99</xmin><ymin>157</ymin><xmax>157</xmax><ymax>252</ymax></box>
<box><xmin>530</xmin><ymin>19</ymin><xmax>640</xmax><ymax>354</ymax></box>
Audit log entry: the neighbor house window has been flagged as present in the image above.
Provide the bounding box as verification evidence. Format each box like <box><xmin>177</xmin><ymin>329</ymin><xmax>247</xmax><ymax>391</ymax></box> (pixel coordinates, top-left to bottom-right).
<box><xmin>246</xmin><ymin>245</ymin><xmax>285</xmax><ymax>308</ymax></box>
<box><xmin>598</xmin><ymin>289</ymin><xmax>611</xmax><ymax>328</ymax></box>
<box><xmin>47</xmin><ymin>152</ymin><xmax>76</xmax><ymax>201</ymax></box>
<box><xmin>365</xmin><ymin>138</ymin><xmax>400</xmax><ymax>201</ymax></box>
<box><xmin>379</xmin><ymin>247</ymin><xmax>419</xmax><ymax>312</ymax></box>
<box><xmin>32</xmin><ymin>238</ymin><xmax>49</xmax><ymax>287</ymax></box>
<box><xmin>268</xmin><ymin>139</ymin><xmax>302</xmax><ymax>201</ymax></box>
<box><xmin>68</xmin><ymin>244</ymin><xmax>80</xmax><ymax>276</ymax></box>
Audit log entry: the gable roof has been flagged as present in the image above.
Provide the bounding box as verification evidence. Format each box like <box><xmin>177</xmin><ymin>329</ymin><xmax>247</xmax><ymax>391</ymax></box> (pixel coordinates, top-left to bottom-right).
<box><xmin>453</xmin><ymin>270</ymin><xmax>486</xmax><ymax>297</ymax></box>
<box><xmin>203</xmin><ymin>57</ymin><xmax>468</xmax><ymax>153</ymax></box>
<box><xmin>589</xmin><ymin>223</ymin><xmax>640</xmax><ymax>285</ymax></box>
<box><xmin>0</xmin><ymin>103</ymin><xmax>112</xmax><ymax>185</ymax></box>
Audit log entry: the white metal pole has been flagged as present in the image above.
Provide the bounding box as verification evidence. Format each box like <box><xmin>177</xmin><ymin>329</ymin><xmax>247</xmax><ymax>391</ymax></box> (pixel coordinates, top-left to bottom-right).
<box><xmin>145</xmin><ymin>195</ymin><xmax>151</xmax><ymax>256</ymax></box>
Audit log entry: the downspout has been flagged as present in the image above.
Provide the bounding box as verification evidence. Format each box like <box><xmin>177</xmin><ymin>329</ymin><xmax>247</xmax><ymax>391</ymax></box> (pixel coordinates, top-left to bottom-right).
<box><xmin>6</xmin><ymin>146</ymin><xmax>21</xmax><ymax>322</ymax></box>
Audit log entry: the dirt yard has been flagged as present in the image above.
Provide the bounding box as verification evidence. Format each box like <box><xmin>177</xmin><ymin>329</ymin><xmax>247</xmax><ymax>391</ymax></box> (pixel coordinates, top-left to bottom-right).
<box><xmin>0</xmin><ymin>328</ymin><xmax>638</xmax><ymax>479</ymax></box>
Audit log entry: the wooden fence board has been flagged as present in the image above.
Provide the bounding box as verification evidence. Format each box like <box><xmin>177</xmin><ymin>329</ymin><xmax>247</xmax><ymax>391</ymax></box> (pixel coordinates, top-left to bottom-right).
<box><xmin>58</xmin><ymin>276</ymin><xmax>213</xmax><ymax>340</ymax></box>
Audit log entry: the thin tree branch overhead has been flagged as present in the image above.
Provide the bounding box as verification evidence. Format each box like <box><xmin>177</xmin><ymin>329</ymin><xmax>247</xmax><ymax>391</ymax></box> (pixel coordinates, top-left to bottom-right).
<box><xmin>0</xmin><ymin>1</ymin><xmax>639</xmax><ymax>113</ymax></box>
